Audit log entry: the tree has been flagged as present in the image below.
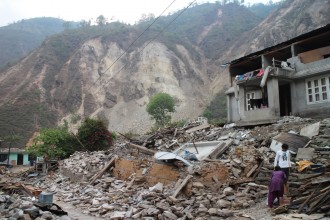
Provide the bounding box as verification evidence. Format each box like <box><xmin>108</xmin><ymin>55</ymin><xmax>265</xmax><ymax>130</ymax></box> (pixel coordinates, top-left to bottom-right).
<box><xmin>27</xmin><ymin>128</ymin><xmax>78</xmax><ymax>160</ymax></box>
<box><xmin>80</xmin><ymin>19</ymin><xmax>91</xmax><ymax>28</ymax></box>
<box><xmin>146</xmin><ymin>92</ymin><xmax>175</xmax><ymax>127</ymax></box>
<box><xmin>63</xmin><ymin>21</ymin><xmax>72</xmax><ymax>30</ymax></box>
<box><xmin>138</xmin><ymin>13</ymin><xmax>155</xmax><ymax>23</ymax></box>
<box><xmin>77</xmin><ymin>118</ymin><xmax>113</xmax><ymax>151</ymax></box>
<box><xmin>96</xmin><ymin>15</ymin><xmax>107</xmax><ymax>26</ymax></box>
<box><xmin>3</xmin><ymin>134</ymin><xmax>22</xmax><ymax>166</ymax></box>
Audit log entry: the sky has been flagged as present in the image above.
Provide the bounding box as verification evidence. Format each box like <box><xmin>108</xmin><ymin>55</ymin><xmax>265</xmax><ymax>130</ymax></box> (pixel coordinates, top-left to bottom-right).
<box><xmin>0</xmin><ymin>0</ymin><xmax>280</xmax><ymax>27</ymax></box>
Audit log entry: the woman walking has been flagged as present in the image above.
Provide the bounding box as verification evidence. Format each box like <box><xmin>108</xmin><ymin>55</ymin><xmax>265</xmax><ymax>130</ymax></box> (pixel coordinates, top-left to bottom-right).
<box><xmin>268</xmin><ymin>166</ymin><xmax>287</xmax><ymax>208</ymax></box>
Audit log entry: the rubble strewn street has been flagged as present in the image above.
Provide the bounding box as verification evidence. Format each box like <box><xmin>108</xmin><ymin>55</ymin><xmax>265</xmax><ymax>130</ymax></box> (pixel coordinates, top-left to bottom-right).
<box><xmin>0</xmin><ymin>116</ymin><xmax>329</xmax><ymax>219</ymax></box>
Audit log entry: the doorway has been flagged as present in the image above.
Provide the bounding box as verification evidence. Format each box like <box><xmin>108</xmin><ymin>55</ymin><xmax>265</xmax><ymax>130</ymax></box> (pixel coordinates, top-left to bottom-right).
<box><xmin>279</xmin><ymin>83</ymin><xmax>292</xmax><ymax>116</ymax></box>
<box><xmin>17</xmin><ymin>154</ymin><xmax>24</xmax><ymax>165</ymax></box>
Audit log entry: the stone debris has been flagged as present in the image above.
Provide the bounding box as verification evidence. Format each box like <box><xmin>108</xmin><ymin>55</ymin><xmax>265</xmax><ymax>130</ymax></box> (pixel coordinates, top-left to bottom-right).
<box><xmin>0</xmin><ymin>194</ymin><xmax>69</xmax><ymax>219</ymax></box>
<box><xmin>0</xmin><ymin>116</ymin><xmax>329</xmax><ymax>219</ymax></box>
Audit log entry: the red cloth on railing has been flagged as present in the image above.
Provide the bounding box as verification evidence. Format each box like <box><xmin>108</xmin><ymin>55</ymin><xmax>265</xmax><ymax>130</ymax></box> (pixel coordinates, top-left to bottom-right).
<box><xmin>257</xmin><ymin>69</ymin><xmax>264</xmax><ymax>77</ymax></box>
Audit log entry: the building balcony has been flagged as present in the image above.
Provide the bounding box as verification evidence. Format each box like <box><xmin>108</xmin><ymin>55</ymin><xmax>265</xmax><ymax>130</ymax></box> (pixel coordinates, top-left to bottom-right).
<box><xmin>272</xmin><ymin>67</ymin><xmax>295</xmax><ymax>79</ymax></box>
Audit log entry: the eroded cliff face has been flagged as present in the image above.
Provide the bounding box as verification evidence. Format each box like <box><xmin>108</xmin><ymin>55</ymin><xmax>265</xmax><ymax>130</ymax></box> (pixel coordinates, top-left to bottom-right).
<box><xmin>2</xmin><ymin>0</ymin><xmax>329</xmax><ymax>140</ymax></box>
<box><xmin>31</xmin><ymin>39</ymin><xmax>227</xmax><ymax>134</ymax></box>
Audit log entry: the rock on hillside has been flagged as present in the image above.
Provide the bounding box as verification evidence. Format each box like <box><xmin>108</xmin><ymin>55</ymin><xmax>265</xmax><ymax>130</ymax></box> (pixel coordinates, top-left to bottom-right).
<box><xmin>59</xmin><ymin>40</ymin><xmax>219</xmax><ymax>133</ymax></box>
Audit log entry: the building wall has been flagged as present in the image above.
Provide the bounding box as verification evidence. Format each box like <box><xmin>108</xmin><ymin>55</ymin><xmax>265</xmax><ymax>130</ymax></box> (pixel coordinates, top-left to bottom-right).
<box><xmin>9</xmin><ymin>153</ymin><xmax>17</xmax><ymax>165</ymax></box>
<box><xmin>1</xmin><ymin>152</ymin><xmax>30</xmax><ymax>165</ymax></box>
<box><xmin>236</xmin><ymin>77</ymin><xmax>280</xmax><ymax>122</ymax></box>
<box><xmin>291</xmin><ymin>73</ymin><xmax>330</xmax><ymax>118</ymax></box>
<box><xmin>227</xmin><ymin>93</ymin><xmax>240</xmax><ymax>122</ymax></box>
<box><xmin>23</xmin><ymin>153</ymin><xmax>29</xmax><ymax>165</ymax></box>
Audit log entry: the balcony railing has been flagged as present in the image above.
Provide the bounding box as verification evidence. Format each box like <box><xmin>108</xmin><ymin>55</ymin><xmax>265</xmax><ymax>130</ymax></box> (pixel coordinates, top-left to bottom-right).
<box><xmin>272</xmin><ymin>67</ymin><xmax>295</xmax><ymax>78</ymax></box>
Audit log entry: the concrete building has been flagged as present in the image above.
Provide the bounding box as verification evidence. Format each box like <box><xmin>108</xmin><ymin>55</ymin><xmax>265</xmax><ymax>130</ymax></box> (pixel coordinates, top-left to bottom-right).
<box><xmin>226</xmin><ymin>24</ymin><xmax>330</xmax><ymax>126</ymax></box>
<box><xmin>0</xmin><ymin>147</ymin><xmax>30</xmax><ymax>165</ymax></box>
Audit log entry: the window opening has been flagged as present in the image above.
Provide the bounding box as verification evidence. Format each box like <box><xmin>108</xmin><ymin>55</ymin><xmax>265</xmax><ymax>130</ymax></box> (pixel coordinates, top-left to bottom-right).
<box><xmin>306</xmin><ymin>75</ymin><xmax>330</xmax><ymax>104</ymax></box>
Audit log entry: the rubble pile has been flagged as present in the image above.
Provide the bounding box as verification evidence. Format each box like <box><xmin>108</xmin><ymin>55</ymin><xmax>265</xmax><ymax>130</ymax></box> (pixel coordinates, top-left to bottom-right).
<box><xmin>0</xmin><ymin>194</ymin><xmax>69</xmax><ymax>220</ymax></box>
<box><xmin>60</xmin><ymin>151</ymin><xmax>113</xmax><ymax>182</ymax></box>
<box><xmin>1</xmin><ymin>116</ymin><xmax>329</xmax><ymax>219</ymax></box>
<box><xmin>39</xmin><ymin>159</ymin><xmax>267</xmax><ymax>219</ymax></box>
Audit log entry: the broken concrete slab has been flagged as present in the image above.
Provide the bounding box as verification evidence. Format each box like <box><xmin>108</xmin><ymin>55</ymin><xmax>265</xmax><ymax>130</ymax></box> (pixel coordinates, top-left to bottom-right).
<box><xmin>155</xmin><ymin>140</ymin><xmax>231</xmax><ymax>165</ymax></box>
<box><xmin>296</xmin><ymin>148</ymin><xmax>315</xmax><ymax>161</ymax></box>
<box><xmin>174</xmin><ymin>141</ymin><xmax>230</xmax><ymax>161</ymax></box>
<box><xmin>154</xmin><ymin>151</ymin><xmax>192</xmax><ymax>166</ymax></box>
<box><xmin>300</xmin><ymin>122</ymin><xmax>320</xmax><ymax>138</ymax></box>
<box><xmin>270</xmin><ymin>132</ymin><xmax>310</xmax><ymax>153</ymax></box>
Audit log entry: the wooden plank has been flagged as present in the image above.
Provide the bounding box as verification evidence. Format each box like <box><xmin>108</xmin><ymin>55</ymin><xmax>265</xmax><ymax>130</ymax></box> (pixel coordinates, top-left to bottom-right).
<box><xmin>172</xmin><ymin>175</ymin><xmax>193</xmax><ymax>198</ymax></box>
<box><xmin>117</xmin><ymin>132</ymin><xmax>136</xmax><ymax>142</ymax></box>
<box><xmin>295</xmin><ymin>173</ymin><xmax>323</xmax><ymax>180</ymax></box>
<box><xmin>173</xmin><ymin>128</ymin><xmax>178</xmax><ymax>138</ymax></box>
<box><xmin>252</xmin><ymin>160</ymin><xmax>264</xmax><ymax>179</ymax></box>
<box><xmin>307</xmin><ymin>190</ymin><xmax>330</xmax><ymax>214</ymax></box>
<box><xmin>309</xmin><ymin>189</ymin><xmax>330</xmax><ymax>207</ymax></box>
<box><xmin>127</xmin><ymin>142</ymin><xmax>156</xmax><ymax>155</ymax></box>
<box><xmin>292</xmin><ymin>195</ymin><xmax>309</xmax><ymax>206</ymax></box>
<box><xmin>321</xmin><ymin>204</ymin><xmax>330</xmax><ymax>211</ymax></box>
<box><xmin>246</xmin><ymin>164</ymin><xmax>258</xmax><ymax>178</ymax></box>
<box><xmin>298</xmin><ymin>188</ymin><xmax>318</xmax><ymax>213</ymax></box>
<box><xmin>89</xmin><ymin>156</ymin><xmax>117</xmax><ymax>185</ymax></box>
<box><xmin>255</xmin><ymin>177</ymin><xmax>270</xmax><ymax>181</ymax></box>
<box><xmin>320</xmin><ymin>185</ymin><xmax>330</xmax><ymax>193</ymax></box>
<box><xmin>209</xmin><ymin>140</ymin><xmax>233</xmax><ymax>159</ymax></box>
<box><xmin>311</xmin><ymin>177</ymin><xmax>330</xmax><ymax>185</ymax></box>
<box><xmin>185</xmin><ymin>124</ymin><xmax>210</xmax><ymax>134</ymax></box>
<box><xmin>229</xmin><ymin>178</ymin><xmax>254</xmax><ymax>185</ymax></box>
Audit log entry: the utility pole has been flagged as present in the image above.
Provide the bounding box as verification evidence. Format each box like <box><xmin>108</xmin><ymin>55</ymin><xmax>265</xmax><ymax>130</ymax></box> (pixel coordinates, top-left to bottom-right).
<box><xmin>5</xmin><ymin>131</ymin><xmax>21</xmax><ymax>168</ymax></box>
<box><xmin>7</xmin><ymin>141</ymin><xmax>11</xmax><ymax>167</ymax></box>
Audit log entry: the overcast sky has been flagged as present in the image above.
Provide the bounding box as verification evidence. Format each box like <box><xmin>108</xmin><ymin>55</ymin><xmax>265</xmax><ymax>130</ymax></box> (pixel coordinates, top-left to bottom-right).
<box><xmin>0</xmin><ymin>0</ymin><xmax>279</xmax><ymax>27</ymax></box>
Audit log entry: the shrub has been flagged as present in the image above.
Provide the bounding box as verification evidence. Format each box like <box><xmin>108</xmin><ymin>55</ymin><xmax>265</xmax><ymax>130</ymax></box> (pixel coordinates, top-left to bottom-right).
<box><xmin>77</xmin><ymin>118</ymin><xmax>113</xmax><ymax>151</ymax></box>
<box><xmin>146</xmin><ymin>92</ymin><xmax>175</xmax><ymax>127</ymax></box>
<box><xmin>27</xmin><ymin>128</ymin><xmax>78</xmax><ymax>160</ymax></box>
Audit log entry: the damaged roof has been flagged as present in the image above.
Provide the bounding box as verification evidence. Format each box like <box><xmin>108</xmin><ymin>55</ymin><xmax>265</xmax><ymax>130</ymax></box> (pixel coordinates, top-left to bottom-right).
<box><xmin>272</xmin><ymin>132</ymin><xmax>310</xmax><ymax>153</ymax></box>
<box><xmin>224</xmin><ymin>23</ymin><xmax>330</xmax><ymax>66</ymax></box>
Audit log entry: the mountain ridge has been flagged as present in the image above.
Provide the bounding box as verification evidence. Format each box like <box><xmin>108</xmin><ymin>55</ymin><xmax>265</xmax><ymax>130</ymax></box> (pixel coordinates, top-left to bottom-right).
<box><xmin>0</xmin><ymin>0</ymin><xmax>329</xmax><ymax>144</ymax></box>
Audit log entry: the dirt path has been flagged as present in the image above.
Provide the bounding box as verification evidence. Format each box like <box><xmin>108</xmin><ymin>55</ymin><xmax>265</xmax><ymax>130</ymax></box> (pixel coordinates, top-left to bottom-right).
<box><xmin>54</xmin><ymin>198</ymin><xmax>104</xmax><ymax>220</ymax></box>
<box><xmin>230</xmin><ymin>197</ymin><xmax>273</xmax><ymax>220</ymax></box>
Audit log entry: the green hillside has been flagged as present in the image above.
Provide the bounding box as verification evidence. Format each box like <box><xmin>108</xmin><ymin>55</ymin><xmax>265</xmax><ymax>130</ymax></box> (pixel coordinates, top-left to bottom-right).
<box><xmin>0</xmin><ymin>17</ymin><xmax>77</xmax><ymax>70</ymax></box>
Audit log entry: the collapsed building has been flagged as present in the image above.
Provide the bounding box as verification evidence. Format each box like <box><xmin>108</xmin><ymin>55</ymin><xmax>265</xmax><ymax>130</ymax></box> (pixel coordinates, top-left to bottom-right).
<box><xmin>0</xmin><ymin>116</ymin><xmax>329</xmax><ymax>219</ymax></box>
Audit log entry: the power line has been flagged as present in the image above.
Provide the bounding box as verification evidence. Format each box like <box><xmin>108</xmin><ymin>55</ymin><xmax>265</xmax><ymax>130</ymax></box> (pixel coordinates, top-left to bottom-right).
<box><xmin>1</xmin><ymin>0</ymin><xmax>179</xmax><ymax>133</ymax></box>
<box><xmin>86</xmin><ymin>0</ymin><xmax>178</xmax><ymax>92</ymax></box>
<box><xmin>1</xmin><ymin>0</ymin><xmax>197</xmax><ymax>135</ymax></box>
<box><xmin>61</xmin><ymin>0</ymin><xmax>184</xmax><ymax>107</ymax></box>
<box><xmin>93</xmin><ymin>0</ymin><xmax>198</xmax><ymax>94</ymax></box>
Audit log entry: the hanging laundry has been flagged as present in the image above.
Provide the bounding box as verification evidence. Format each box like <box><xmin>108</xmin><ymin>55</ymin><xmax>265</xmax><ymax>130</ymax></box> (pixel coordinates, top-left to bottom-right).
<box><xmin>257</xmin><ymin>69</ymin><xmax>264</xmax><ymax>77</ymax></box>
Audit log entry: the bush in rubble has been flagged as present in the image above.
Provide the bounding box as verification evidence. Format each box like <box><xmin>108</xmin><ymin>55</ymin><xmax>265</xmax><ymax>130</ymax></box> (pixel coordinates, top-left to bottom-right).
<box><xmin>146</xmin><ymin>92</ymin><xmax>175</xmax><ymax>127</ymax></box>
<box><xmin>77</xmin><ymin>118</ymin><xmax>113</xmax><ymax>151</ymax></box>
<box><xmin>27</xmin><ymin>128</ymin><xmax>78</xmax><ymax>160</ymax></box>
